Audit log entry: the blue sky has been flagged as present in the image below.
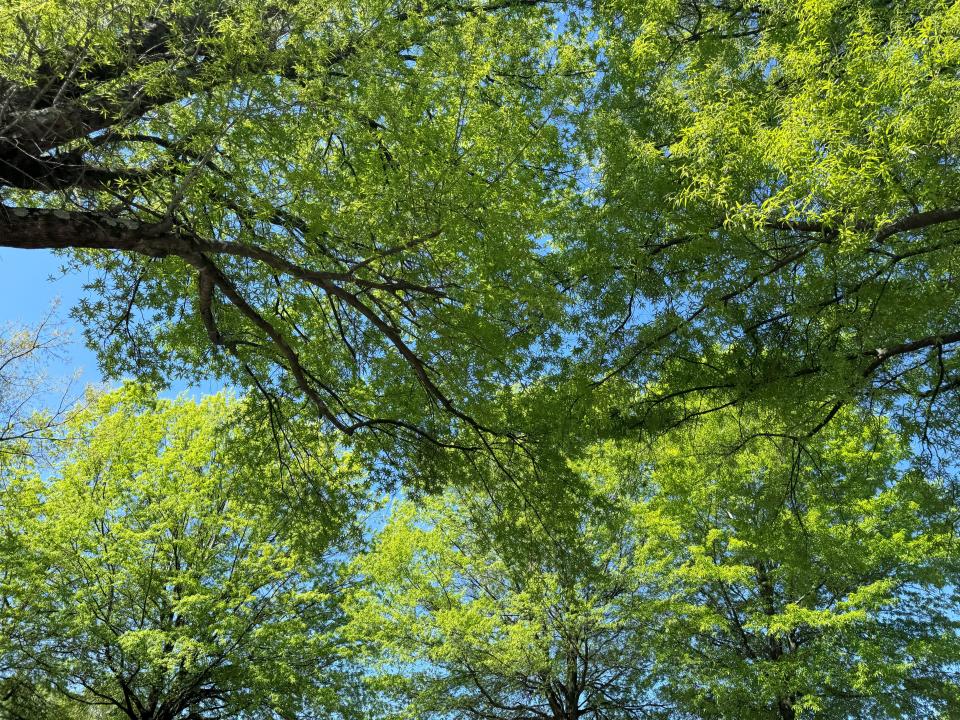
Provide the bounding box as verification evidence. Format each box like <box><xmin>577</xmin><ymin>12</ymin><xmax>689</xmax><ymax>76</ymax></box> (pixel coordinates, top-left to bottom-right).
<box><xmin>0</xmin><ymin>249</ymin><xmax>88</xmax><ymax>325</ymax></box>
<box><xmin>0</xmin><ymin>248</ymin><xmax>100</xmax><ymax>385</ymax></box>
<box><xmin>0</xmin><ymin>248</ymin><xmax>224</xmax><ymax>398</ymax></box>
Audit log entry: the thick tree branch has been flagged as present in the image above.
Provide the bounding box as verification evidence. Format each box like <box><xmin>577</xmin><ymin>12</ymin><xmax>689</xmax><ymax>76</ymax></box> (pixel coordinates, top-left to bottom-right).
<box><xmin>0</xmin><ymin>205</ymin><xmax>193</xmax><ymax>256</ymax></box>
<box><xmin>861</xmin><ymin>330</ymin><xmax>960</xmax><ymax>377</ymax></box>
<box><xmin>765</xmin><ymin>206</ymin><xmax>960</xmax><ymax>242</ymax></box>
<box><xmin>0</xmin><ymin>150</ymin><xmax>154</xmax><ymax>191</ymax></box>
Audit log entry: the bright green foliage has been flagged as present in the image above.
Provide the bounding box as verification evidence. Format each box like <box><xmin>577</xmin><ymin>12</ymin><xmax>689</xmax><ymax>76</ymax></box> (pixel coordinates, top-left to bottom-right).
<box><xmin>0</xmin><ymin>0</ymin><xmax>577</xmax><ymax>447</ymax></box>
<box><xmin>5</xmin><ymin>0</ymin><xmax>960</xmax><ymax>451</ymax></box>
<box><xmin>0</xmin><ymin>385</ymin><xmax>366</xmax><ymax>720</ymax></box>
<box><xmin>0</xmin><ymin>677</ymin><xmax>101</xmax><ymax>720</ymax></box>
<box><xmin>576</xmin><ymin>0</ymin><xmax>960</xmax><ymax>443</ymax></box>
<box><xmin>351</xmin><ymin>404</ymin><xmax>960</xmax><ymax>719</ymax></box>
<box><xmin>3</xmin><ymin>1</ymin><xmax>960</xmax><ymax>716</ymax></box>
<box><xmin>347</xmin><ymin>469</ymin><xmax>663</xmax><ymax>720</ymax></box>
<box><xmin>616</xmin><ymin>407</ymin><xmax>960</xmax><ymax>719</ymax></box>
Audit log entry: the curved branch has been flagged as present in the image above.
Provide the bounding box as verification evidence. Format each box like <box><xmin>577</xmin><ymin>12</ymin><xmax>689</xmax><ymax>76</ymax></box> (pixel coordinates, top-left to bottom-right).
<box><xmin>765</xmin><ymin>206</ymin><xmax>960</xmax><ymax>242</ymax></box>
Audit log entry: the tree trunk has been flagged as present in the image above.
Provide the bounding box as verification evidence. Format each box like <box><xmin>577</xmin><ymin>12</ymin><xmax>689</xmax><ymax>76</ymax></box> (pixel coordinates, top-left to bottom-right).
<box><xmin>777</xmin><ymin>696</ymin><xmax>796</xmax><ymax>720</ymax></box>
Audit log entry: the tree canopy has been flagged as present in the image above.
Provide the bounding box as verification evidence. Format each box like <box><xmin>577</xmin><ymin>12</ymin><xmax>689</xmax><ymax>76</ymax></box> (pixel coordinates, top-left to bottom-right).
<box><xmin>349</xmin><ymin>406</ymin><xmax>960</xmax><ymax>719</ymax></box>
<box><xmin>2</xmin><ymin>1</ymin><xmax>960</xmax><ymax>718</ymax></box>
<box><xmin>3</xmin><ymin>0</ymin><xmax>960</xmax><ymax>451</ymax></box>
<box><xmin>0</xmin><ymin>385</ymin><xmax>365</xmax><ymax>720</ymax></box>
<box><xmin>626</xmin><ymin>408</ymin><xmax>960</xmax><ymax>718</ymax></box>
<box><xmin>0</xmin><ymin>0</ymin><xmax>575</xmax><ymax>448</ymax></box>
<box><xmin>574</xmin><ymin>0</ymin><xmax>960</xmax><ymax>445</ymax></box>
<box><xmin>347</xmin><ymin>471</ymin><xmax>661</xmax><ymax>719</ymax></box>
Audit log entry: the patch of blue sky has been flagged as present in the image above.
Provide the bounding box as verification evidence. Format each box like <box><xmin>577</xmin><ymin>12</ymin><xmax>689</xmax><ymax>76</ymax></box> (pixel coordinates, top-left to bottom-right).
<box><xmin>0</xmin><ymin>247</ymin><xmax>98</xmax><ymax>382</ymax></box>
<box><xmin>0</xmin><ymin>247</ymin><xmax>229</xmax><ymax>401</ymax></box>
